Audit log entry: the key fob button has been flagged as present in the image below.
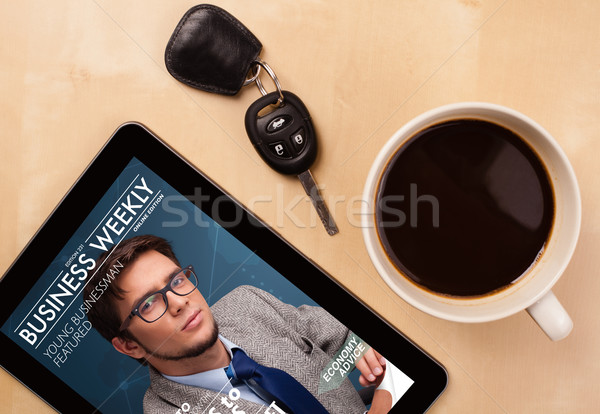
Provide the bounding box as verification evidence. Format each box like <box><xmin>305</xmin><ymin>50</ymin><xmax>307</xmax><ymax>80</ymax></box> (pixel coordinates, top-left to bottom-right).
<box><xmin>268</xmin><ymin>141</ymin><xmax>292</xmax><ymax>159</ymax></box>
<box><xmin>290</xmin><ymin>129</ymin><xmax>307</xmax><ymax>154</ymax></box>
<box><xmin>267</xmin><ymin>115</ymin><xmax>292</xmax><ymax>132</ymax></box>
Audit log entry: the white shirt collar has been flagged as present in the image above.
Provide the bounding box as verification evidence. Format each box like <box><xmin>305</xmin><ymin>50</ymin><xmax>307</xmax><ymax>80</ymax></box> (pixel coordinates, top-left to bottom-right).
<box><xmin>161</xmin><ymin>335</ymin><xmax>265</xmax><ymax>405</ymax></box>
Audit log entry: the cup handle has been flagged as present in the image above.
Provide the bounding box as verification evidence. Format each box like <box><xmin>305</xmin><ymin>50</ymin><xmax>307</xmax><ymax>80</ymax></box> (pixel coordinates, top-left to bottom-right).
<box><xmin>526</xmin><ymin>290</ymin><xmax>573</xmax><ymax>341</ymax></box>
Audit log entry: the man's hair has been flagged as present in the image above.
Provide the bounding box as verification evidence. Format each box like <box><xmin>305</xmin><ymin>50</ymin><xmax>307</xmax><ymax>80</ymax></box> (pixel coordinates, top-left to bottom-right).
<box><xmin>83</xmin><ymin>235</ymin><xmax>180</xmax><ymax>344</ymax></box>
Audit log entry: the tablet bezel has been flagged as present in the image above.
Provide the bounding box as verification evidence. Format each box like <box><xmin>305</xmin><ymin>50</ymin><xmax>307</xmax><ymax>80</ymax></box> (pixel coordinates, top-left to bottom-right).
<box><xmin>0</xmin><ymin>122</ymin><xmax>447</xmax><ymax>413</ymax></box>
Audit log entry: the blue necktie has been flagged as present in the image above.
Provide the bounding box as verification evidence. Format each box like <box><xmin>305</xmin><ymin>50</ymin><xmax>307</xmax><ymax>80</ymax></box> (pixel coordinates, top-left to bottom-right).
<box><xmin>227</xmin><ymin>348</ymin><xmax>329</xmax><ymax>414</ymax></box>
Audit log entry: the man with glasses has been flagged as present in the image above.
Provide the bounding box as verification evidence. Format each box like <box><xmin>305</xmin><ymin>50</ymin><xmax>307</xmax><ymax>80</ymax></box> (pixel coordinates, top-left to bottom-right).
<box><xmin>84</xmin><ymin>235</ymin><xmax>393</xmax><ymax>414</ymax></box>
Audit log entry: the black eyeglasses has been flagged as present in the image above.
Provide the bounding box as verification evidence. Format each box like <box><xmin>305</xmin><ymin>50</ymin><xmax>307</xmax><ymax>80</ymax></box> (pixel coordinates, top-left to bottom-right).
<box><xmin>119</xmin><ymin>265</ymin><xmax>198</xmax><ymax>332</ymax></box>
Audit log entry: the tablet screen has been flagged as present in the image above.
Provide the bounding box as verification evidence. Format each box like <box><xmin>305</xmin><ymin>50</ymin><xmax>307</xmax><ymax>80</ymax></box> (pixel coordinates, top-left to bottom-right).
<box><xmin>0</xmin><ymin>123</ymin><xmax>446</xmax><ymax>413</ymax></box>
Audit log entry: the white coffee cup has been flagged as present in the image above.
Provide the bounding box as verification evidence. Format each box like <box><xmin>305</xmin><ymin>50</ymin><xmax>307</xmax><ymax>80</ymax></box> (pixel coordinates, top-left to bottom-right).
<box><xmin>362</xmin><ymin>102</ymin><xmax>581</xmax><ymax>341</ymax></box>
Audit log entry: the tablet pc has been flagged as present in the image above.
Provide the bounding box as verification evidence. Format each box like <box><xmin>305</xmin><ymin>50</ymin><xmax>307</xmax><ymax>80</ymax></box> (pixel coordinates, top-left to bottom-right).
<box><xmin>0</xmin><ymin>122</ymin><xmax>447</xmax><ymax>414</ymax></box>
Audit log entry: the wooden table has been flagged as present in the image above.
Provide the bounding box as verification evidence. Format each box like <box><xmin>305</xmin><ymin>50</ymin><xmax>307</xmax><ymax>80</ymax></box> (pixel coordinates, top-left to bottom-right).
<box><xmin>1</xmin><ymin>1</ymin><xmax>599</xmax><ymax>412</ymax></box>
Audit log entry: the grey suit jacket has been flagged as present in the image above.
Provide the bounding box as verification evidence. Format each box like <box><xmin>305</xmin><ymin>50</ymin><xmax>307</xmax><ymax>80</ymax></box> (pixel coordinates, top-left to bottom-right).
<box><xmin>142</xmin><ymin>285</ymin><xmax>366</xmax><ymax>414</ymax></box>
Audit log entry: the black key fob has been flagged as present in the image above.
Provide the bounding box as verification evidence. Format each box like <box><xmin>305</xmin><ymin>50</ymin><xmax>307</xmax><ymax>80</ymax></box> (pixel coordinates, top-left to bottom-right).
<box><xmin>165</xmin><ymin>4</ymin><xmax>262</xmax><ymax>95</ymax></box>
<box><xmin>244</xmin><ymin>91</ymin><xmax>317</xmax><ymax>175</ymax></box>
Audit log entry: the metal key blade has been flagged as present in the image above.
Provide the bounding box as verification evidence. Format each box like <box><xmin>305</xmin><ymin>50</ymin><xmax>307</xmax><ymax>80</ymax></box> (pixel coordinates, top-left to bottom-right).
<box><xmin>297</xmin><ymin>170</ymin><xmax>339</xmax><ymax>236</ymax></box>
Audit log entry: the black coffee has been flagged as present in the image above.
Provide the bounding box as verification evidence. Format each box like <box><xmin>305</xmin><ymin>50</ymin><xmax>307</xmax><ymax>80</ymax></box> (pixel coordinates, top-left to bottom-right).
<box><xmin>376</xmin><ymin>119</ymin><xmax>554</xmax><ymax>297</ymax></box>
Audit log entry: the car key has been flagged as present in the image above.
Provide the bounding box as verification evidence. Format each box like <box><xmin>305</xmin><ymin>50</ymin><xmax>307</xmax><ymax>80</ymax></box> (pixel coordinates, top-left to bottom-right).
<box><xmin>245</xmin><ymin>89</ymin><xmax>339</xmax><ymax>235</ymax></box>
<box><xmin>165</xmin><ymin>5</ymin><xmax>338</xmax><ymax>235</ymax></box>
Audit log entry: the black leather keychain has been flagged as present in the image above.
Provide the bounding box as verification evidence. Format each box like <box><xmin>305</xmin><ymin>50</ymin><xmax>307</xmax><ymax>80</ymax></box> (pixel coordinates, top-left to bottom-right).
<box><xmin>165</xmin><ymin>4</ymin><xmax>339</xmax><ymax>235</ymax></box>
<box><xmin>165</xmin><ymin>4</ymin><xmax>261</xmax><ymax>95</ymax></box>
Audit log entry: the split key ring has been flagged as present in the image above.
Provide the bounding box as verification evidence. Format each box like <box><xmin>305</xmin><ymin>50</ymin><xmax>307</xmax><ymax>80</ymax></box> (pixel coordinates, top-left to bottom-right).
<box><xmin>245</xmin><ymin>59</ymin><xmax>285</xmax><ymax>106</ymax></box>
